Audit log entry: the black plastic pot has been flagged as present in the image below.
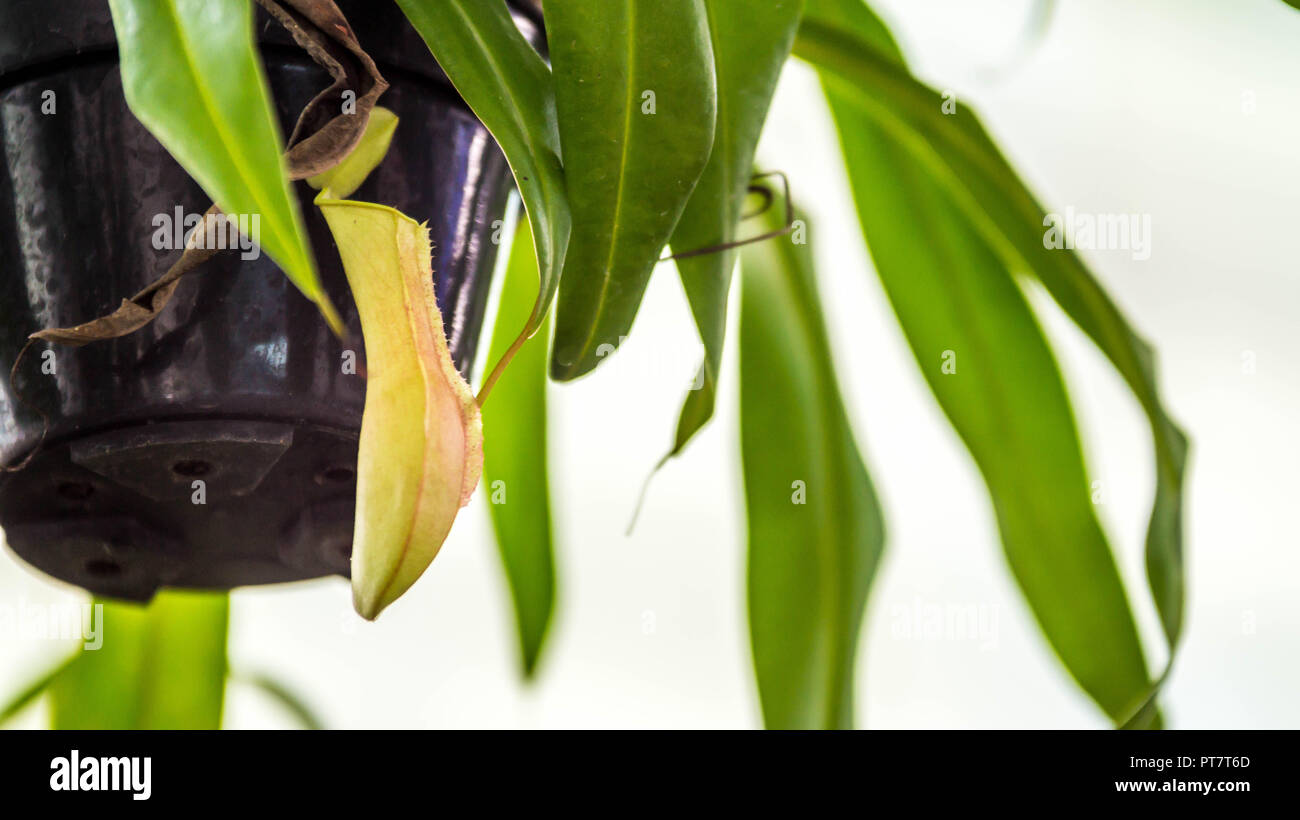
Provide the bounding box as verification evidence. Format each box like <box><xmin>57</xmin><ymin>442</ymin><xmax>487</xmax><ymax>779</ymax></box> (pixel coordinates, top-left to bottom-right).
<box><xmin>0</xmin><ymin>0</ymin><xmax>542</xmax><ymax>600</ymax></box>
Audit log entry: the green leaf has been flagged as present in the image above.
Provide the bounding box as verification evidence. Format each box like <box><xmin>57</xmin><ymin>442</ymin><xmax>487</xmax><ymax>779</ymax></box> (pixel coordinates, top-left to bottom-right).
<box><xmin>826</xmin><ymin>103</ymin><xmax>1152</xmax><ymax>722</ymax></box>
<box><xmin>235</xmin><ymin>672</ymin><xmax>325</xmax><ymax>730</ymax></box>
<box><xmin>800</xmin><ymin>0</ymin><xmax>1180</xmax><ymax>725</ymax></box>
<box><xmin>395</xmin><ymin>0</ymin><xmax>571</xmax><ymax>399</ymax></box>
<box><xmin>49</xmin><ymin>592</ymin><xmax>229</xmax><ymax>729</ymax></box>
<box><xmin>0</xmin><ymin>655</ymin><xmax>75</xmax><ymax>725</ymax></box>
<box><xmin>740</xmin><ymin>206</ymin><xmax>885</xmax><ymax>729</ymax></box>
<box><xmin>794</xmin><ymin>10</ymin><xmax>1186</xmax><ymax>658</ymax></box>
<box><xmin>546</xmin><ymin>0</ymin><xmax>717</xmax><ymax>380</ymax></box>
<box><xmin>106</xmin><ymin>0</ymin><xmax>343</xmax><ymax>335</ymax></box>
<box><xmin>665</xmin><ymin>0</ymin><xmax>805</xmax><ymax>456</ymax></box>
<box><xmin>483</xmin><ymin>218</ymin><xmax>557</xmax><ymax>678</ymax></box>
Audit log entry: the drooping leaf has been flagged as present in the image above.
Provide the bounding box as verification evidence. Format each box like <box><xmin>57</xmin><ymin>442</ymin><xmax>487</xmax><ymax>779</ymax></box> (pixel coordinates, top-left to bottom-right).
<box><xmin>799</xmin><ymin>4</ymin><xmax>1188</xmax><ymax>650</ymax></box>
<box><xmin>546</xmin><ymin>0</ymin><xmax>717</xmax><ymax>379</ymax></box>
<box><xmin>797</xmin><ymin>0</ymin><xmax>1187</xmax><ymax>724</ymax></box>
<box><xmin>235</xmin><ymin>672</ymin><xmax>325</xmax><ymax>730</ymax></box>
<box><xmin>49</xmin><ymin>592</ymin><xmax>229</xmax><ymax>729</ymax></box>
<box><xmin>0</xmin><ymin>655</ymin><xmax>75</xmax><ymax>725</ymax></box>
<box><xmin>105</xmin><ymin>0</ymin><xmax>343</xmax><ymax>334</ymax></box>
<box><xmin>800</xmin><ymin>0</ymin><xmax>1171</xmax><ymax>726</ymax></box>
<box><xmin>395</xmin><ymin>0</ymin><xmax>571</xmax><ymax>398</ymax></box>
<box><xmin>317</xmin><ymin>195</ymin><xmax>483</xmax><ymax>620</ymax></box>
<box><xmin>740</xmin><ymin>205</ymin><xmax>885</xmax><ymax>729</ymax></box>
<box><xmin>665</xmin><ymin>0</ymin><xmax>804</xmax><ymax>456</ymax></box>
<box><xmin>829</xmin><ymin>110</ymin><xmax>1155</xmax><ymax>723</ymax></box>
<box><xmin>482</xmin><ymin>218</ymin><xmax>557</xmax><ymax>678</ymax></box>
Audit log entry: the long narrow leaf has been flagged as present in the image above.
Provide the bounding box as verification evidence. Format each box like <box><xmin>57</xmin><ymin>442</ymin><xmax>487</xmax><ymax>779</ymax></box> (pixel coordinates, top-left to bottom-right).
<box><xmin>797</xmin><ymin>0</ymin><xmax>1186</xmax><ymax>724</ymax></box>
<box><xmin>740</xmin><ymin>206</ymin><xmax>885</xmax><ymax>729</ymax></box>
<box><xmin>546</xmin><ymin>0</ymin><xmax>717</xmax><ymax>379</ymax></box>
<box><xmin>483</xmin><ymin>219</ymin><xmax>557</xmax><ymax>678</ymax></box>
<box><xmin>106</xmin><ymin>0</ymin><xmax>342</xmax><ymax>333</ymax></box>
<box><xmin>49</xmin><ymin>592</ymin><xmax>229</xmax><ymax>729</ymax></box>
<box><xmin>665</xmin><ymin>0</ymin><xmax>805</xmax><ymax>456</ymax></box>
<box><xmin>395</xmin><ymin>0</ymin><xmax>571</xmax><ymax>399</ymax></box>
<box><xmin>797</xmin><ymin>1</ymin><xmax>1189</xmax><ymax>647</ymax></box>
<box><xmin>0</xmin><ymin>656</ymin><xmax>75</xmax><ymax>725</ymax></box>
<box><xmin>236</xmin><ymin>673</ymin><xmax>325</xmax><ymax>730</ymax></box>
<box><xmin>800</xmin><ymin>0</ymin><xmax>1166</xmax><ymax>726</ymax></box>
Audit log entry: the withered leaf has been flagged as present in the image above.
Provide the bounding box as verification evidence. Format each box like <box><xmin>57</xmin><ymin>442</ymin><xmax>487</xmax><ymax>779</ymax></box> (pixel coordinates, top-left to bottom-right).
<box><xmin>11</xmin><ymin>0</ymin><xmax>389</xmax><ymax>439</ymax></box>
<box><xmin>30</xmin><ymin>206</ymin><xmax>223</xmax><ymax>347</ymax></box>
<box><xmin>256</xmin><ymin>0</ymin><xmax>389</xmax><ymax>180</ymax></box>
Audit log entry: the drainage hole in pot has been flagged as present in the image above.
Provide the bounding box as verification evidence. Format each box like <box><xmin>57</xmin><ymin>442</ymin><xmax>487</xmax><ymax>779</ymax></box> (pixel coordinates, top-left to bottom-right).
<box><xmin>57</xmin><ymin>481</ymin><xmax>95</xmax><ymax>501</ymax></box>
<box><xmin>84</xmin><ymin>558</ymin><xmax>121</xmax><ymax>578</ymax></box>
<box><xmin>316</xmin><ymin>465</ymin><xmax>355</xmax><ymax>485</ymax></box>
<box><xmin>172</xmin><ymin>459</ymin><xmax>213</xmax><ymax>478</ymax></box>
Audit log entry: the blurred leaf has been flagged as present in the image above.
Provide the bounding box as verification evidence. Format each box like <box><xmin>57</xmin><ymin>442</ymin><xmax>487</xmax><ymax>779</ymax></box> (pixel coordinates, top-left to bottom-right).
<box><xmin>665</xmin><ymin>0</ymin><xmax>805</xmax><ymax>456</ymax></box>
<box><xmin>795</xmin><ymin>7</ymin><xmax>1186</xmax><ymax>657</ymax></box>
<box><xmin>483</xmin><ymin>218</ymin><xmax>557</xmax><ymax>678</ymax></box>
<box><xmin>306</xmin><ymin>106</ymin><xmax>399</xmax><ymax>200</ymax></box>
<box><xmin>49</xmin><ymin>592</ymin><xmax>229</xmax><ymax>729</ymax></box>
<box><xmin>317</xmin><ymin>196</ymin><xmax>483</xmax><ymax>620</ymax></box>
<box><xmin>105</xmin><ymin>0</ymin><xmax>343</xmax><ymax>335</ymax></box>
<box><xmin>0</xmin><ymin>655</ymin><xmax>75</xmax><ymax>725</ymax></box>
<box><xmin>800</xmin><ymin>0</ymin><xmax>1175</xmax><ymax>725</ymax></box>
<box><xmin>236</xmin><ymin>673</ymin><xmax>325</xmax><ymax>730</ymax></box>
<box><xmin>797</xmin><ymin>1</ymin><xmax>1187</xmax><ymax>724</ymax></box>
<box><xmin>546</xmin><ymin>0</ymin><xmax>717</xmax><ymax>380</ymax></box>
<box><xmin>396</xmin><ymin>0</ymin><xmax>571</xmax><ymax>399</ymax></box>
<box><xmin>740</xmin><ymin>205</ymin><xmax>885</xmax><ymax>729</ymax></box>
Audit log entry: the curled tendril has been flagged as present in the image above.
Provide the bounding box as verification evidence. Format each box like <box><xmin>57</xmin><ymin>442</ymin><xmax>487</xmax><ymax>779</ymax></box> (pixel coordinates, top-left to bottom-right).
<box><xmin>661</xmin><ymin>170</ymin><xmax>796</xmax><ymax>262</ymax></box>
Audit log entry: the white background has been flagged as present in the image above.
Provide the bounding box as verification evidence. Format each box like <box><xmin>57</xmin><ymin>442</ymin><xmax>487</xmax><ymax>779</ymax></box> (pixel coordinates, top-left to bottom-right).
<box><xmin>3</xmin><ymin>0</ymin><xmax>1298</xmax><ymax>728</ymax></box>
